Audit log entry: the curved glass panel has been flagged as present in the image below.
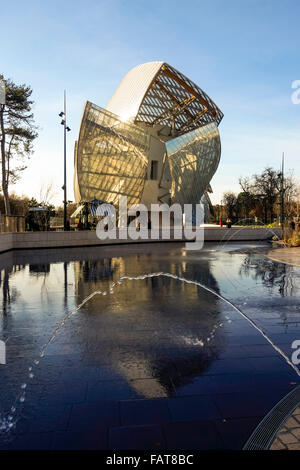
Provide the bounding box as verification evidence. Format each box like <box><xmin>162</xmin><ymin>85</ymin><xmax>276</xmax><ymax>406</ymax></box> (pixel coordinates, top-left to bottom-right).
<box><xmin>106</xmin><ymin>62</ymin><xmax>223</xmax><ymax>136</ymax></box>
<box><xmin>73</xmin><ymin>140</ymin><xmax>81</xmax><ymax>202</ymax></box>
<box><xmin>76</xmin><ymin>102</ymin><xmax>150</xmax><ymax>207</ymax></box>
<box><xmin>166</xmin><ymin>122</ymin><xmax>221</xmax><ymax>205</ymax></box>
<box><xmin>136</xmin><ymin>63</ymin><xmax>223</xmax><ymax>134</ymax></box>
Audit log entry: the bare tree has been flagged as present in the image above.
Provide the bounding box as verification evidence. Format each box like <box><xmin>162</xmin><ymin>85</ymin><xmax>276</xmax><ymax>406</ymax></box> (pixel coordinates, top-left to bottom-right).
<box><xmin>238</xmin><ymin>177</ymin><xmax>257</xmax><ymax>220</ymax></box>
<box><xmin>252</xmin><ymin>167</ymin><xmax>279</xmax><ymax>223</ymax></box>
<box><xmin>281</xmin><ymin>172</ymin><xmax>298</xmax><ymax>219</ymax></box>
<box><xmin>33</xmin><ymin>182</ymin><xmax>57</xmax><ymax>230</ymax></box>
<box><xmin>39</xmin><ymin>181</ymin><xmax>57</xmax><ymax>207</ymax></box>
<box><xmin>222</xmin><ymin>192</ymin><xmax>237</xmax><ymax>219</ymax></box>
<box><xmin>295</xmin><ymin>185</ymin><xmax>300</xmax><ymax>219</ymax></box>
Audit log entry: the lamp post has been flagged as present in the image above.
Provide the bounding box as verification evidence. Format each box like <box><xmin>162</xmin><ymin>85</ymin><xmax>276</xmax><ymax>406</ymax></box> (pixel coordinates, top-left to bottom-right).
<box><xmin>280</xmin><ymin>153</ymin><xmax>284</xmax><ymax>228</ymax></box>
<box><xmin>276</xmin><ymin>152</ymin><xmax>285</xmax><ymax>239</ymax></box>
<box><xmin>59</xmin><ymin>90</ymin><xmax>71</xmax><ymax>231</ymax></box>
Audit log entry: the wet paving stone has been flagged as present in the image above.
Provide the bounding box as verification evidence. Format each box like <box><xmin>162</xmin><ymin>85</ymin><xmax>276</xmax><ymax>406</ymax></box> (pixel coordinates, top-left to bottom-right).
<box><xmin>87</xmin><ymin>380</ymin><xmax>144</xmax><ymax>402</ymax></box>
<box><xmin>168</xmin><ymin>395</ymin><xmax>221</xmax><ymax>421</ymax></box>
<box><xmin>68</xmin><ymin>401</ymin><xmax>120</xmax><ymax>431</ymax></box>
<box><xmin>38</xmin><ymin>381</ymin><xmax>88</xmax><ymax>405</ymax></box>
<box><xmin>109</xmin><ymin>424</ymin><xmax>165</xmax><ymax>450</ymax></box>
<box><xmin>175</xmin><ymin>375</ymin><xmax>217</xmax><ymax>396</ymax></box>
<box><xmin>0</xmin><ymin>432</ymin><xmax>54</xmax><ymax>450</ymax></box>
<box><xmin>120</xmin><ymin>398</ymin><xmax>171</xmax><ymax>426</ymax></box>
<box><xmin>24</xmin><ymin>402</ymin><xmax>72</xmax><ymax>433</ymax></box>
<box><xmin>162</xmin><ymin>420</ymin><xmax>223</xmax><ymax>450</ymax></box>
<box><xmin>215</xmin><ymin>416</ymin><xmax>263</xmax><ymax>450</ymax></box>
<box><xmin>212</xmin><ymin>389</ymin><xmax>292</xmax><ymax>420</ymax></box>
<box><xmin>52</xmin><ymin>428</ymin><xmax>108</xmax><ymax>450</ymax></box>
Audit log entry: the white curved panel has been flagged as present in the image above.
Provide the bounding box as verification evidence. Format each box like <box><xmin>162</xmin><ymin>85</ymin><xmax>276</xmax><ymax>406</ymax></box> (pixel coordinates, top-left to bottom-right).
<box><xmin>106</xmin><ymin>61</ymin><xmax>163</xmax><ymax>122</ymax></box>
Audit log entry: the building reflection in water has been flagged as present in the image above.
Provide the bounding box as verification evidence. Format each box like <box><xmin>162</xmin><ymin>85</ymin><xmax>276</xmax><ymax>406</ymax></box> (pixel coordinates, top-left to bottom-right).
<box><xmin>2</xmin><ymin>244</ymin><xmax>299</xmax><ymax>401</ymax></box>
<box><xmin>73</xmin><ymin>248</ymin><xmax>224</xmax><ymax>398</ymax></box>
<box><xmin>0</xmin><ymin>245</ymin><xmax>231</xmax><ymax>400</ymax></box>
<box><xmin>29</xmin><ymin>264</ymin><xmax>51</xmax><ymax>276</ymax></box>
<box><xmin>240</xmin><ymin>253</ymin><xmax>297</xmax><ymax>297</ymax></box>
<box><xmin>0</xmin><ymin>265</ymin><xmax>24</xmax><ymax>316</ymax></box>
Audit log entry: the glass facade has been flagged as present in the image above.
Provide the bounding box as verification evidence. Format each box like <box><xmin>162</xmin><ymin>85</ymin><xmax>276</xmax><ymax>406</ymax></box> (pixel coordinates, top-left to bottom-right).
<box><xmin>166</xmin><ymin>122</ymin><xmax>221</xmax><ymax>205</ymax></box>
<box><xmin>75</xmin><ymin>62</ymin><xmax>223</xmax><ymax>210</ymax></box>
<box><xmin>76</xmin><ymin>102</ymin><xmax>149</xmax><ymax>207</ymax></box>
<box><xmin>106</xmin><ymin>62</ymin><xmax>223</xmax><ymax>136</ymax></box>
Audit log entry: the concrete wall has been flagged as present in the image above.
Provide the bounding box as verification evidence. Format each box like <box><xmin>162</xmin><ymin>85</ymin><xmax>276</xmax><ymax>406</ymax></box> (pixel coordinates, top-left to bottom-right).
<box><xmin>0</xmin><ymin>233</ymin><xmax>13</xmax><ymax>254</ymax></box>
<box><xmin>201</xmin><ymin>227</ymin><xmax>281</xmax><ymax>241</ymax></box>
<box><xmin>0</xmin><ymin>227</ymin><xmax>281</xmax><ymax>255</ymax></box>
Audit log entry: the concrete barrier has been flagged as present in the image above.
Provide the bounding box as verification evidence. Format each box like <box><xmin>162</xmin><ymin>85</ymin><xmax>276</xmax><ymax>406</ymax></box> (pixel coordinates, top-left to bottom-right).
<box><xmin>0</xmin><ymin>233</ymin><xmax>13</xmax><ymax>254</ymax></box>
<box><xmin>0</xmin><ymin>227</ymin><xmax>281</xmax><ymax>255</ymax></box>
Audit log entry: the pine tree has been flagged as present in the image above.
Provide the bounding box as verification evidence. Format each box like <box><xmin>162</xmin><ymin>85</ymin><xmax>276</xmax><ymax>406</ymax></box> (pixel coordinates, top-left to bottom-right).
<box><xmin>0</xmin><ymin>75</ymin><xmax>38</xmax><ymax>215</ymax></box>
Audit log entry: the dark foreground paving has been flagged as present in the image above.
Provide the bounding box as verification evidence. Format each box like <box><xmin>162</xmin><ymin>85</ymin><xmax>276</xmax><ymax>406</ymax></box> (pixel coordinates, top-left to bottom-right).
<box><xmin>0</xmin><ymin>364</ymin><xmax>297</xmax><ymax>450</ymax></box>
<box><xmin>0</xmin><ymin>242</ymin><xmax>299</xmax><ymax>449</ymax></box>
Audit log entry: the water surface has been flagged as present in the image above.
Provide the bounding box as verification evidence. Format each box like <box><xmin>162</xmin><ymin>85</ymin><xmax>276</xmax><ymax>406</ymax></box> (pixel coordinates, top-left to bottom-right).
<box><xmin>0</xmin><ymin>242</ymin><xmax>299</xmax><ymax>449</ymax></box>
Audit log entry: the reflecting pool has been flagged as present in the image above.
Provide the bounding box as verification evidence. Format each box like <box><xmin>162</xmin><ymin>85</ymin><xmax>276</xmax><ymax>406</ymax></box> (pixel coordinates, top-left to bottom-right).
<box><xmin>0</xmin><ymin>242</ymin><xmax>299</xmax><ymax>449</ymax></box>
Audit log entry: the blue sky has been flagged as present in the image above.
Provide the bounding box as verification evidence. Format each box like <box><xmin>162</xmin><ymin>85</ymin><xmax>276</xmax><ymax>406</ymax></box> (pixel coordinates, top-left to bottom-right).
<box><xmin>1</xmin><ymin>0</ymin><xmax>300</xmax><ymax>205</ymax></box>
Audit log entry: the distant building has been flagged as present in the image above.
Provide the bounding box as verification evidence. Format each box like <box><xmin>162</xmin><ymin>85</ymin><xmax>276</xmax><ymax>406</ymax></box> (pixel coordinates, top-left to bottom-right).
<box><xmin>74</xmin><ymin>62</ymin><xmax>223</xmax><ymax>216</ymax></box>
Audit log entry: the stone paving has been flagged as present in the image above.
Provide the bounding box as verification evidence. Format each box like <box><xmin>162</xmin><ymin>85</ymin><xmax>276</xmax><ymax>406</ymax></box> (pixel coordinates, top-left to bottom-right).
<box><xmin>269</xmin><ymin>407</ymin><xmax>300</xmax><ymax>450</ymax></box>
<box><xmin>267</xmin><ymin>246</ymin><xmax>300</xmax><ymax>267</ymax></box>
